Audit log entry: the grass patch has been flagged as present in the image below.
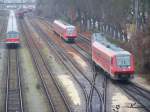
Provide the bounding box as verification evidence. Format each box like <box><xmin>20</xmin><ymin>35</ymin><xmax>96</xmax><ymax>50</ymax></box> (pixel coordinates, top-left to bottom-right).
<box><xmin>36</xmin><ymin>83</ymin><xmax>41</xmax><ymax>90</ymax></box>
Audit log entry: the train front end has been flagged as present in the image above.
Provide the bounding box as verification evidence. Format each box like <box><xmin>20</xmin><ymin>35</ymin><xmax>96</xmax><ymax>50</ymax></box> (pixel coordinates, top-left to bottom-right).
<box><xmin>110</xmin><ymin>53</ymin><xmax>135</xmax><ymax>80</ymax></box>
<box><xmin>6</xmin><ymin>31</ymin><xmax>20</xmax><ymax>47</ymax></box>
<box><xmin>65</xmin><ymin>26</ymin><xmax>77</xmax><ymax>42</ymax></box>
<box><xmin>6</xmin><ymin>10</ymin><xmax>20</xmax><ymax>48</ymax></box>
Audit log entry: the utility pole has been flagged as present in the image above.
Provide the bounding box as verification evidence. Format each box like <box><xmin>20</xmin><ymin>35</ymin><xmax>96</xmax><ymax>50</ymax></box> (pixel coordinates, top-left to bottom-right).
<box><xmin>3</xmin><ymin>0</ymin><xmax>5</xmax><ymax>9</ymax></box>
<box><xmin>135</xmin><ymin>0</ymin><xmax>140</xmax><ymax>31</ymax></box>
<box><xmin>21</xmin><ymin>0</ymin><xmax>23</xmax><ymax>8</ymax></box>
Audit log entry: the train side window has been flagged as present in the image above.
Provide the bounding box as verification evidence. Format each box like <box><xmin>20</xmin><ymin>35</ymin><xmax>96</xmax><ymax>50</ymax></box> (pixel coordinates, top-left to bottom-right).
<box><xmin>97</xmin><ymin>52</ymin><xmax>101</xmax><ymax>56</ymax></box>
<box><xmin>111</xmin><ymin>58</ymin><xmax>113</xmax><ymax>65</ymax></box>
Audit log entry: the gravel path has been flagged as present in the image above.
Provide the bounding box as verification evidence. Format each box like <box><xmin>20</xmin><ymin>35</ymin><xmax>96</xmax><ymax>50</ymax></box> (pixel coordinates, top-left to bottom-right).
<box><xmin>0</xmin><ymin>46</ymin><xmax>6</xmax><ymax>112</ymax></box>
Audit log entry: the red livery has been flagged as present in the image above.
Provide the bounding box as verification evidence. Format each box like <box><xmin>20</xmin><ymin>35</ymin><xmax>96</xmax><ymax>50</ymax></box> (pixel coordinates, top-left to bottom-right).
<box><xmin>52</xmin><ymin>20</ymin><xmax>77</xmax><ymax>42</ymax></box>
<box><xmin>92</xmin><ymin>33</ymin><xmax>134</xmax><ymax>80</ymax></box>
<box><xmin>6</xmin><ymin>10</ymin><xmax>20</xmax><ymax>47</ymax></box>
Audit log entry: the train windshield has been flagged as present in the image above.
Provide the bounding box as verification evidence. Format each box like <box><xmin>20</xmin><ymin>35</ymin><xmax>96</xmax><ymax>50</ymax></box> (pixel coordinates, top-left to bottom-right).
<box><xmin>116</xmin><ymin>55</ymin><xmax>130</xmax><ymax>67</ymax></box>
<box><xmin>66</xmin><ymin>27</ymin><xmax>75</xmax><ymax>34</ymax></box>
<box><xmin>7</xmin><ymin>32</ymin><xmax>19</xmax><ymax>38</ymax></box>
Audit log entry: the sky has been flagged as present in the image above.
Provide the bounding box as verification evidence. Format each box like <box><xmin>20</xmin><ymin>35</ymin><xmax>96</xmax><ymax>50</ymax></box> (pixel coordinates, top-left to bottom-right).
<box><xmin>0</xmin><ymin>0</ymin><xmax>35</xmax><ymax>3</ymax></box>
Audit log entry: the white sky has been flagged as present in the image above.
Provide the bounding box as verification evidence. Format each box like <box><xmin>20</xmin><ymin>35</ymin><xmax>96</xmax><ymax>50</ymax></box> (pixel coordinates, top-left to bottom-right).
<box><xmin>1</xmin><ymin>0</ymin><xmax>35</xmax><ymax>3</ymax></box>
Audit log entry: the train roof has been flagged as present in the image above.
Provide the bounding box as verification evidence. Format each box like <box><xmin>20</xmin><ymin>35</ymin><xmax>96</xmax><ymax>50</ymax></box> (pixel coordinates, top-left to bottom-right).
<box><xmin>54</xmin><ymin>20</ymin><xmax>75</xmax><ymax>29</ymax></box>
<box><xmin>92</xmin><ymin>33</ymin><xmax>130</xmax><ymax>56</ymax></box>
<box><xmin>7</xmin><ymin>10</ymin><xmax>18</xmax><ymax>33</ymax></box>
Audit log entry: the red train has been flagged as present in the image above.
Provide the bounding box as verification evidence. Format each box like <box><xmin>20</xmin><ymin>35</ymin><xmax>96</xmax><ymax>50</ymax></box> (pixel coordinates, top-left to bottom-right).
<box><xmin>16</xmin><ymin>9</ymin><xmax>24</xmax><ymax>19</ymax></box>
<box><xmin>6</xmin><ymin>10</ymin><xmax>20</xmax><ymax>47</ymax></box>
<box><xmin>52</xmin><ymin>20</ymin><xmax>77</xmax><ymax>42</ymax></box>
<box><xmin>92</xmin><ymin>33</ymin><xmax>135</xmax><ymax>80</ymax></box>
<box><xmin>16</xmin><ymin>11</ymin><xmax>24</xmax><ymax>19</ymax></box>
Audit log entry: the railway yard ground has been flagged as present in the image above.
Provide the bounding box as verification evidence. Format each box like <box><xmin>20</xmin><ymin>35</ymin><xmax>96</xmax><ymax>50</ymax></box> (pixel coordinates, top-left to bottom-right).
<box><xmin>0</xmin><ymin>12</ymin><xmax>150</xmax><ymax>112</ymax></box>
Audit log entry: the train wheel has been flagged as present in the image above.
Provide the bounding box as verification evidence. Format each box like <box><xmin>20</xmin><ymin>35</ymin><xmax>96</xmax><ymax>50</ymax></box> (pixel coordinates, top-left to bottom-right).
<box><xmin>60</xmin><ymin>36</ymin><xmax>63</xmax><ymax>41</ymax></box>
<box><xmin>53</xmin><ymin>30</ymin><xmax>56</xmax><ymax>34</ymax></box>
<box><xmin>92</xmin><ymin>61</ymin><xmax>98</xmax><ymax>70</ymax></box>
<box><xmin>64</xmin><ymin>38</ymin><xmax>69</xmax><ymax>43</ymax></box>
<box><xmin>92</xmin><ymin>61</ymin><xmax>96</xmax><ymax>66</ymax></box>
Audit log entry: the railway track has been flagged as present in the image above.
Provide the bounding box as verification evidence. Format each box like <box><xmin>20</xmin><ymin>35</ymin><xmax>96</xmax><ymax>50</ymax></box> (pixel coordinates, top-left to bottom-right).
<box><xmin>72</xmin><ymin>34</ymin><xmax>91</xmax><ymax>59</ymax></box>
<box><xmin>0</xmin><ymin>19</ymin><xmax>7</xmax><ymax>43</ymax></box>
<box><xmin>119</xmin><ymin>82</ymin><xmax>150</xmax><ymax>112</ymax></box>
<box><xmin>71</xmin><ymin>35</ymin><xmax>108</xmax><ymax>112</ymax></box>
<box><xmin>64</xmin><ymin>32</ymin><xmax>107</xmax><ymax>112</ymax></box>
<box><xmin>20</xmin><ymin>19</ymin><xmax>71</xmax><ymax>112</ymax></box>
<box><xmin>74</xmin><ymin>31</ymin><xmax>150</xmax><ymax>112</ymax></box>
<box><xmin>131</xmin><ymin>82</ymin><xmax>150</xmax><ymax>100</ymax></box>
<box><xmin>29</xmin><ymin>19</ymin><xmax>88</xmax><ymax>112</ymax></box>
<box><xmin>78</xmin><ymin>34</ymin><xmax>91</xmax><ymax>45</ymax></box>
<box><xmin>30</xmin><ymin>19</ymin><xmax>104</xmax><ymax>112</ymax></box>
<box><xmin>74</xmin><ymin>31</ymin><xmax>150</xmax><ymax>110</ymax></box>
<box><xmin>75</xmin><ymin>32</ymin><xmax>150</xmax><ymax>112</ymax></box>
<box><xmin>88</xmin><ymin>63</ymin><xmax>98</xmax><ymax>112</ymax></box>
<box><xmin>79</xmin><ymin>32</ymin><xmax>150</xmax><ymax>111</ymax></box>
<box><xmin>36</xmin><ymin>16</ymin><xmax>150</xmax><ymax>111</ymax></box>
<box><xmin>77</xmin><ymin>36</ymin><xmax>108</xmax><ymax>112</ymax></box>
<box><xmin>5</xmin><ymin>49</ymin><xmax>23</xmax><ymax>112</ymax></box>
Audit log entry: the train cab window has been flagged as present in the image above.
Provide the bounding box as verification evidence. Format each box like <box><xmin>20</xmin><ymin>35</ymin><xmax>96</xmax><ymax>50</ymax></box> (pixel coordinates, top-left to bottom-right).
<box><xmin>7</xmin><ymin>32</ymin><xmax>19</xmax><ymax>38</ymax></box>
<box><xmin>66</xmin><ymin>27</ymin><xmax>75</xmax><ymax>34</ymax></box>
<box><xmin>116</xmin><ymin>55</ymin><xmax>130</xmax><ymax>67</ymax></box>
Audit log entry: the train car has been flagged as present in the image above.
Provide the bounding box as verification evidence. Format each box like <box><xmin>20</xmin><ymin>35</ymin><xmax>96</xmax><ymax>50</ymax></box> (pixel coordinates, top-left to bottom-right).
<box><xmin>52</xmin><ymin>20</ymin><xmax>77</xmax><ymax>42</ymax></box>
<box><xmin>16</xmin><ymin>10</ymin><xmax>24</xmax><ymax>19</ymax></box>
<box><xmin>92</xmin><ymin>33</ymin><xmax>134</xmax><ymax>80</ymax></box>
<box><xmin>6</xmin><ymin>10</ymin><xmax>20</xmax><ymax>47</ymax></box>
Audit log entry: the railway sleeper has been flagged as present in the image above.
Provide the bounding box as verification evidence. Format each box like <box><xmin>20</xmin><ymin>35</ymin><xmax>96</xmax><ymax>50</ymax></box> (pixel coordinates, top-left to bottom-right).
<box><xmin>8</xmin><ymin>99</ymin><xmax>20</xmax><ymax>103</ymax></box>
<box><xmin>8</xmin><ymin>108</ymin><xmax>20</xmax><ymax>111</ymax></box>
